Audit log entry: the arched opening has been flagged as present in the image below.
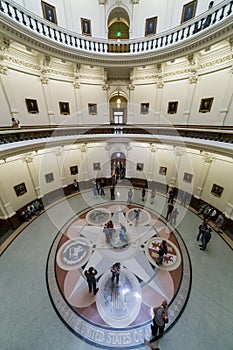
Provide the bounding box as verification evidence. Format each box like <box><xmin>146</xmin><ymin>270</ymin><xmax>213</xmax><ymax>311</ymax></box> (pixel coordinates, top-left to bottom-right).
<box><xmin>111</xmin><ymin>152</ymin><xmax>126</xmax><ymax>182</ymax></box>
<box><xmin>107</xmin><ymin>7</ymin><xmax>130</xmax><ymax>52</ymax></box>
<box><xmin>109</xmin><ymin>92</ymin><xmax>127</xmax><ymax>125</ymax></box>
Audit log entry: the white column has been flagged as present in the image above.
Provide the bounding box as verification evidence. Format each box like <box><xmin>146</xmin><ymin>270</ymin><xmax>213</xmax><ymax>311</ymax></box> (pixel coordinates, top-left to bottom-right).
<box><xmin>221</xmin><ymin>68</ymin><xmax>233</xmax><ymax>125</ymax></box>
<box><xmin>194</xmin><ymin>155</ymin><xmax>213</xmax><ymax>198</ymax></box>
<box><xmin>0</xmin><ymin>179</ymin><xmax>15</xmax><ymax>218</ymax></box>
<box><xmin>0</xmin><ymin>64</ymin><xmax>20</xmax><ymax>121</ymax></box>
<box><xmin>41</xmin><ymin>76</ymin><xmax>55</xmax><ymax>126</ymax></box>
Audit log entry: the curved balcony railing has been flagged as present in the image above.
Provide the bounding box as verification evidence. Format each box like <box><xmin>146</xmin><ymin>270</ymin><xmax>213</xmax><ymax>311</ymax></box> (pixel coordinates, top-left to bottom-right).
<box><xmin>0</xmin><ymin>0</ymin><xmax>232</xmax><ymax>64</ymax></box>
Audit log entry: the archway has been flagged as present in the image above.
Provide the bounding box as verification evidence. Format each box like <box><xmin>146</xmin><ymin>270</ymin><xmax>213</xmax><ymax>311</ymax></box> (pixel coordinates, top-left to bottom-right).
<box><xmin>109</xmin><ymin>92</ymin><xmax>127</xmax><ymax>125</ymax></box>
<box><xmin>107</xmin><ymin>7</ymin><xmax>130</xmax><ymax>52</ymax></box>
<box><xmin>111</xmin><ymin>151</ymin><xmax>126</xmax><ymax>181</ymax></box>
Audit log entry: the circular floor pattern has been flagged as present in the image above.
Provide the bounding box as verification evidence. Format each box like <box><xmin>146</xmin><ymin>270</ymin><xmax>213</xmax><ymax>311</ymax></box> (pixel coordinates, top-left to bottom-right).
<box><xmin>47</xmin><ymin>203</ymin><xmax>191</xmax><ymax>348</ymax></box>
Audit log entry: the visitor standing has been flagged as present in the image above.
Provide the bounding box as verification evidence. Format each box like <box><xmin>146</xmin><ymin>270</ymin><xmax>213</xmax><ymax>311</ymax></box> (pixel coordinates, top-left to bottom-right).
<box><xmin>84</xmin><ymin>266</ymin><xmax>99</xmax><ymax>295</ymax></box>
<box><xmin>151</xmin><ymin>300</ymin><xmax>169</xmax><ymax>338</ymax></box>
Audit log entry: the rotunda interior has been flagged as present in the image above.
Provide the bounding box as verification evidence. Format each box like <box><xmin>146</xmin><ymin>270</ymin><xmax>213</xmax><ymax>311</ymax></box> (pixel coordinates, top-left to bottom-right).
<box><xmin>0</xmin><ymin>1</ymin><xmax>233</xmax><ymax>349</ymax></box>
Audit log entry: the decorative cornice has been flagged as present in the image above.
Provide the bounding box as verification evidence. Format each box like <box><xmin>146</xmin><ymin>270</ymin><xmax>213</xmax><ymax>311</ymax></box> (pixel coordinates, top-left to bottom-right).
<box><xmin>0</xmin><ymin>63</ymin><xmax>7</xmax><ymax>74</ymax></box>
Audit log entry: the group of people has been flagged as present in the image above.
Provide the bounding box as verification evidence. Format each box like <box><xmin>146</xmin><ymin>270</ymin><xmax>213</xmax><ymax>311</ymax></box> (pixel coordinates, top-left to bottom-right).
<box><xmin>19</xmin><ymin>200</ymin><xmax>44</xmax><ymax>222</ymax></box>
<box><xmin>103</xmin><ymin>221</ymin><xmax>127</xmax><ymax>244</ymax></box>
<box><xmin>84</xmin><ymin>262</ymin><xmax>121</xmax><ymax>295</ymax></box>
<box><xmin>92</xmin><ymin>178</ymin><xmax>106</xmax><ymax>197</ymax></box>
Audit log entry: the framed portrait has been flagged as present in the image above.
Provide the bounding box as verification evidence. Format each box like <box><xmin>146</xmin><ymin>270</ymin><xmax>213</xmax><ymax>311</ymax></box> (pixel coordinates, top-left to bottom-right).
<box><xmin>45</xmin><ymin>172</ymin><xmax>54</xmax><ymax>183</ymax></box>
<box><xmin>41</xmin><ymin>1</ymin><xmax>57</xmax><ymax>24</ymax></box>
<box><xmin>70</xmin><ymin>165</ymin><xmax>78</xmax><ymax>175</ymax></box>
<box><xmin>25</xmin><ymin>99</ymin><xmax>39</xmax><ymax>113</ymax></box>
<box><xmin>59</xmin><ymin>102</ymin><xmax>70</xmax><ymax>115</ymax></box>
<box><xmin>183</xmin><ymin>172</ymin><xmax>193</xmax><ymax>183</ymax></box>
<box><xmin>159</xmin><ymin>166</ymin><xmax>167</xmax><ymax>175</ymax></box>
<box><xmin>88</xmin><ymin>103</ymin><xmax>97</xmax><ymax>115</ymax></box>
<box><xmin>145</xmin><ymin>16</ymin><xmax>157</xmax><ymax>37</ymax></box>
<box><xmin>167</xmin><ymin>101</ymin><xmax>178</xmax><ymax>114</ymax></box>
<box><xmin>93</xmin><ymin>163</ymin><xmax>101</xmax><ymax>171</ymax></box>
<box><xmin>81</xmin><ymin>18</ymin><xmax>92</xmax><ymax>36</ymax></box>
<box><xmin>136</xmin><ymin>163</ymin><xmax>144</xmax><ymax>171</ymax></box>
<box><xmin>14</xmin><ymin>183</ymin><xmax>27</xmax><ymax>197</ymax></box>
<box><xmin>141</xmin><ymin>103</ymin><xmax>149</xmax><ymax>114</ymax></box>
<box><xmin>211</xmin><ymin>184</ymin><xmax>224</xmax><ymax>198</ymax></box>
<box><xmin>181</xmin><ymin>0</ymin><xmax>197</xmax><ymax>24</ymax></box>
<box><xmin>199</xmin><ymin>97</ymin><xmax>214</xmax><ymax>113</ymax></box>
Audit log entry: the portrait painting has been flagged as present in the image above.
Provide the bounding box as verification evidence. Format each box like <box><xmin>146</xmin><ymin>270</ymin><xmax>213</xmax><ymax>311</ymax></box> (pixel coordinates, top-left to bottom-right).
<box><xmin>141</xmin><ymin>103</ymin><xmax>149</xmax><ymax>114</ymax></box>
<box><xmin>45</xmin><ymin>172</ymin><xmax>54</xmax><ymax>183</ymax></box>
<box><xmin>14</xmin><ymin>183</ymin><xmax>27</xmax><ymax>197</ymax></box>
<box><xmin>167</xmin><ymin>101</ymin><xmax>178</xmax><ymax>114</ymax></box>
<box><xmin>211</xmin><ymin>184</ymin><xmax>224</xmax><ymax>198</ymax></box>
<box><xmin>183</xmin><ymin>172</ymin><xmax>193</xmax><ymax>183</ymax></box>
<box><xmin>181</xmin><ymin>0</ymin><xmax>197</xmax><ymax>24</ymax></box>
<box><xmin>59</xmin><ymin>102</ymin><xmax>70</xmax><ymax>115</ymax></box>
<box><xmin>25</xmin><ymin>99</ymin><xmax>39</xmax><ymax>113</ymax></box>
<box><xmin>199</xmin><ymin>97</ymin><xmax>214</xmax><ymax>113</ymax></box>
<box><xmin>136</xmin><ymin>163</ymin><xmax>144</xmax><ymax>171</ymax></box>
<box><xmin>145</xmin><ymin>16</ymin><xmax>157</xmax><ymax>37</ymax></box>
<box><xmin>70</xmin><ymin>165</ymin><xmax>78</xmax><ymax>175</ymax></box>
<box><xmin>93</xmin><ymin>163</ymin><xmax>101</xmax><ymax>171</ymax></box>
<box><xmin>159</xmin><ymin>166</ymin><xmax>167</xmax><ymax>175</ymax></box>
<box><xmin>41</xmin><ymin>1</ymin><xmax>57</xmax><ymax>24</ymax></box>
<box><xmin>88</xmin><ymin>103</ymin><xmax>97</xmax><ymax>115</ymax></box>
<box><xmin>81</xmin><ymin>18</ymin><xmax>92</xmax><ymax>36</ymax></box>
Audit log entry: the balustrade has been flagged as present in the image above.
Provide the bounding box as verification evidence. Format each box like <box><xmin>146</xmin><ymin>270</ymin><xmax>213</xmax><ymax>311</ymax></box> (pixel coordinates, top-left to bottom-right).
<box><xmin>0</xmin><ymin>0</ymin><xmax>232</xmax><ymax>57</ymax></box>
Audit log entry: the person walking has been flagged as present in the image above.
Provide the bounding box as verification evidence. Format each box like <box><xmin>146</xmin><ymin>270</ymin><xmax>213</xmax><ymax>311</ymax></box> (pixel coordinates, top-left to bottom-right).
<box><xmin>151</xmin><ymin>300</ymin><xmax>169</xmax><ymax>338</ymax></box>
<box><xmin>111</xmin><ymin>262</ymin><xmax>121</xmax><ymax>285</ymax></box>
<box><xmin>214</xmin><ymin>213</ymin><xmax>224</xmax><ymax>233</ymax></box>
<box><xmin>150</xmin><ymin>189</ymin><xmax>156</xmax><ymax>204</ymax></box>
<box><xmin>119</xmin><ymin>223</ymin><xmax>127</xmax><ymax>243</ymax></box>
<box><xmin>199</xmin><ymin>226</ymin><xmax>212</xmax><ymax>251</ymax></box>
<box><xmin>170</xmin><ymin>207</ymin><xmax>179</xmax><ymax>225</ymax></box>
<box><xmin>127</xmin><ymin>188</ymin><xmax>133</xmax><ymax>204</ymax></box>
<box><xmin>134</xmin><ymin>208</ymin><xmax>141</xmax><ymax>225</ymax></box>
<box><xmin>168</xmin><ymin>189</ymin><xmax>175</xmax><ymax>204</ymax></box>
<box><xmin>84</xmin><ymin>266</ymin><xmax>99</xmax><ymax>295</ymax></box>
<box><xmin>197</xmin><ymin>221</ymin><xmax>207</xmax><ymax>242</ymax></box>
<box><xmin>110</xmin><ymin>185</ymin><xmax>115</xmax><ymax>200</ymax></box>
<box><xmin>142</xmin><ymin>187</ymin><xmax>146</xmax><ymax>201</ymax></box>
<box><xmin>166</xmin><ymin>203</ymin><xmax>174</xmax><ymax>221</ymax></box>
<box><xmin>157</xmin><ymin>240</ymin><xmax>168</xmax><ymax>266</ymax></box>
<box><xmin>181</xmin><ymin>191</ymin><xmax>187</xmax><ymax>207</ymax></box>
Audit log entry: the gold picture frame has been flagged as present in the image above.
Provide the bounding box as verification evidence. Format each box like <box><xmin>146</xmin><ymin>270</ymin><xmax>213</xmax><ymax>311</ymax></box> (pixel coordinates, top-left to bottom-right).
<box><xmin>181</xmin><ymin>0</ymin><xmax>197</xmax><ymax>24</ymax></box>
<box><xmin>141</xmin><ymin>103</ymin><xmax>149</xmax><ymax>114</ymax></box>
<box><xmin>45</xmin><ymin>172</ymin><xmax>54</xmax><ymax>183</ymax></box>
<box><xmin>211</xmin><ymin>184</ymin><xmax>223</xmax><ymax>198</ymax></box>
<box><xmin>136</xmin><ymin>163</ymin><xmax>144</xmax><ymax>171</ymax></box>
<box><xmin>41</xmin><ymin>1</ymin><xmax>57</xmax><ymax>24</ymax></box>
<box><xmin>199</xmin><ymin>97</ymin><xmax>214</xmax><ymax>113</ymax></box>
<box><xmin>159</xmin><ymin>166</ymin><xmax>167</xmax><ymax>175</ymax></box>
<box><xmin>14</xmin><ymin>183</ymin><xmax>27</xmax><ymax>197</ymax></box>
<box><xmin>167</xmin><ymin>101</ymin><xmax>178</xmax><ymax>114</ymax></box>
<box><xmin>25</xmin><ymin>99</ymin><xmax>39</xmax><ymax>114</ymax></box>
<box><xmin>70</xmin><ymin>166</ymin><xmax>78</xmax><ymax>175</ymax></box>
<box><xmin>88</xmin><ymin>103</ymin><xmax>97</xmax><ymax>115</ymax></box>
<box><xmin>59</xmin><ymin>102</ymin><xmax>70</xmax><ymax>115</ymax></box>
<box><xmin>81</xmin><ymin>18</ymin><xmax>92</xmax><ymax>36</ymax></box>
<box><xmin>145</xmin><ymin>17</ymin><xmax>157</xmax><ymax>37</ymax></box>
